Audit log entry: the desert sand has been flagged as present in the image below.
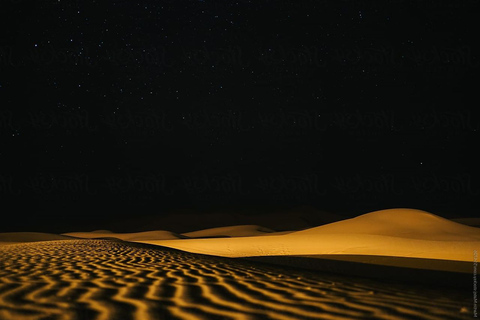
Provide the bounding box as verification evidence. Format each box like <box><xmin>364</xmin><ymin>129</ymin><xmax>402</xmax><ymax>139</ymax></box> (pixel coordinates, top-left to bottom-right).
<box><xmin>0</xmin><ymin>208</ymin><xmax>477</xmax><ymax>319</ymax></box>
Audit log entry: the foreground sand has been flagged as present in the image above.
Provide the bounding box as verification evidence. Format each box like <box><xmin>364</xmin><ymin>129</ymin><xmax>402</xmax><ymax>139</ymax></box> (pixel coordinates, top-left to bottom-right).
<box><xmin>0</xmin><ymin>239</ymin><xmax>472</xmax><ymax>320</ymax></box>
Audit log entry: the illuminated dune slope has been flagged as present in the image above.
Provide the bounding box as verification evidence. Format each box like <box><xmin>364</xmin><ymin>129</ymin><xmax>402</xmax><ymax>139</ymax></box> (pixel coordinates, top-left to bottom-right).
<box><xmin>137</xmin><ymin>209</ymin><xmax>480</xmax><ymax>262</ymax></box>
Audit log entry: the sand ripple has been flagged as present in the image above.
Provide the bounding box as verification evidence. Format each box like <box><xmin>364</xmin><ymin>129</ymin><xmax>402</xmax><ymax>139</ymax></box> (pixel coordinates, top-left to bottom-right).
<box><xmin>0</xmin><ymin>240</ymin><xmax>471</xmax><ymax>320</ymax></box>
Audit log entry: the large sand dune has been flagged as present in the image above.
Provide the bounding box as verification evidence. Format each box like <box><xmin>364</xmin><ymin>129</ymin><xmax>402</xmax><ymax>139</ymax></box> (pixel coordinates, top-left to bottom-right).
<box><xmin>293</xmin><ymin>208</ymin><xmax>480</xmax><ymax>240</ymax></box>
<box><xmin>136</xmin><ymin>209</ymin><xmax>480</xmax><ymax>264</ymax></box>
<box><xmin>0</xmin><ymin>240</ymin><xmax>471</xmax><ymax>320</ymax></box>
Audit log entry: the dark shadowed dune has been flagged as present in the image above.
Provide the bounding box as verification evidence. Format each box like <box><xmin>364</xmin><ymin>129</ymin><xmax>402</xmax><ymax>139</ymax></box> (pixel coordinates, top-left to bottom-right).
<box><xmin>0</xmin><ymin>232</ymin><xmax>75</xmax><ymax>243</ymax></box>
<box><xmin>452</xmin><ymin>218</ymin><xmax>480</xmax><ymax>228</ymax></box>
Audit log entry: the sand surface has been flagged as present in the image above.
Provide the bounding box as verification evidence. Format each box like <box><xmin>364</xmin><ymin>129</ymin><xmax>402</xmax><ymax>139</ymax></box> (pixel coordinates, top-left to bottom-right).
<box><xmin>0</xmin><ymin>239</ymin><xmax>471</xmax><ymax>320</ymax></box>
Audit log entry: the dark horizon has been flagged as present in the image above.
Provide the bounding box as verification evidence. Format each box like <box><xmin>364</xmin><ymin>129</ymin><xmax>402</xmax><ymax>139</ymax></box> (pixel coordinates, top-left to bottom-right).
<box><xmin>1</xmin><ymin>0</ymin><xmax>478</xmax><ymax>233</ymax></box>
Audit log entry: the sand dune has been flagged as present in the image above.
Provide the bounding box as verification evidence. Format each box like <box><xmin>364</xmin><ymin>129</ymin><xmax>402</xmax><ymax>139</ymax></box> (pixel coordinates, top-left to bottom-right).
<box><xmin>63</xmin><ymin>230</ymin><xmax>187</xmax><ymax>241</ymax></box>
<box><xmin>452</xmin><ymin>218</ymin><xmax>480</xmax><ymax>228</ymax></box>
<box><xmin>90</xmin><ymin>230</ymin><xmax>114</xmax><ymax>233</ymax></box>
<box><xmin>183</xmin><ymin>225</ymin><xmax>275</xmax><ymax>238</ymax></box>
<box><xmin>293</xmin><ymin>208</ymin><xmax>480</xmax><ymax>240</ymax></box>
<box><xmin>137</xmin><ymin>209</ymin><xmax>480</xmax><ymax>264</ymax></box>
<box><xmin>0</xmin><ymin>232</ymin><xmax>74</xmax><ymax>244</ymax></box>
<box><xmin>0</xmin><ymin>239</ymin><xmax>471</xmax><ymax>320</ymax></box>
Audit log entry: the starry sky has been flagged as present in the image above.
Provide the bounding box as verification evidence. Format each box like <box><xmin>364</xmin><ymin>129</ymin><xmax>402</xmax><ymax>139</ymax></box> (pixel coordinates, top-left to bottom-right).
<box><xmin>1</xmin><ymin>0</ymin><xmax>479</xmax><ymax>232</ymax></box>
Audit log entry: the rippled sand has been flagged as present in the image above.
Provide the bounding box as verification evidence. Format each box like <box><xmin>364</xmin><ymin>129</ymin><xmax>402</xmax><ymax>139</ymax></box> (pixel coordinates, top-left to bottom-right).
<box><xmin>0</xmin><ymin>240</ymin><xmax>471</xmax><ymax>320</ymax></box>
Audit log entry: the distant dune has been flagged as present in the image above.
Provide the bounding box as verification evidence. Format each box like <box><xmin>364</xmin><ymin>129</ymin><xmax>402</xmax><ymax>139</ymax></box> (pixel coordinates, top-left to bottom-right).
<box><xmin>90</xmin><ymin>229</ymin><xmax>113</xmax><ymax>233</ymax></box>
<box><xmin>452</xmin><ymin>218</ymin><xmax>480</xmax><ymax>228</ymax></box>
<box><xmin>182</xmin><ymin>225</ymin><xmax>275</xmax><ymax>238</ymax></box>
<box><xmin>64</xmin><ymin>225</ymin><xmax>276</xmax><ymax>241</ymax></box>
<box><xmin>63</xmin><ymin>230</ymin><xmax>187</xmax><ymax>241</ymax></box>
<box><xmin>137</xmin><ymin>209</ymin><xmax>480</xmax><ymax>266</ymax></box>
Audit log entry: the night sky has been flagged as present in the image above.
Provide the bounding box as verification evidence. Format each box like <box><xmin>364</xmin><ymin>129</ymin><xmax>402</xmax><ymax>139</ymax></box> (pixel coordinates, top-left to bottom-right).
<box><xmin>1</xmin><ymin>0</ymin><xmax>479</xmax><ymax>232</ymax></box>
